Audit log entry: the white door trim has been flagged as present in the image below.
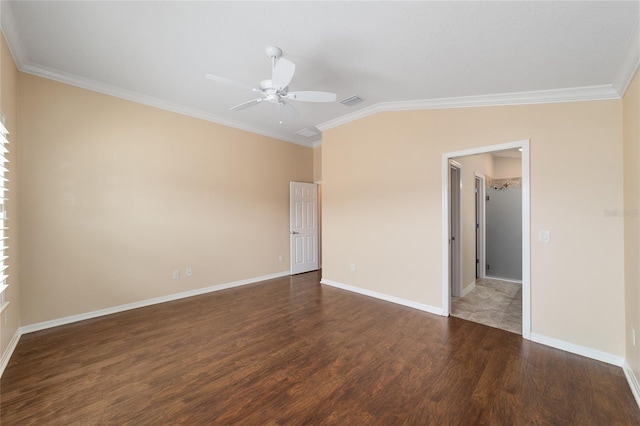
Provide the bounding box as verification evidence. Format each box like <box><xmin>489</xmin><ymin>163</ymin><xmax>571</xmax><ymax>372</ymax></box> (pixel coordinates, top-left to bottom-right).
<box><xmin>474</xmin><ymin>173</ymin><xmax>486</xmax><ymax>279</ymax></box>
<box><xmin>441</xmin><ymin>140</ymin><xmax>531</xmax><ymax>340</ymax></box>
<box><xmin>449</xmin><ymin>160</ymin><xmax>463</xmax><ymax>299</ymax></box>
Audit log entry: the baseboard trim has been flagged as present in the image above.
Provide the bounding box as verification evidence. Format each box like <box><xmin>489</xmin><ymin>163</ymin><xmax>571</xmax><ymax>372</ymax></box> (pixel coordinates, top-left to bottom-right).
<box><xmin>623</xmin><ymin>361</ymin><xmax>640</xmax><ymax>409</ymax></box>
<box><xmin>484</xmin><ymin>275</ymin><xmax>522</xmax><ymax>284</ymax></box>
<box><xmin>0</xmin><ymin>329</ymin><xmax>21</xmax><ymax>377</ymax></box>
<box><xmin>320</xmin><ymin>278</ymin><xmax>443</xmax><ymax>316</ymax></box>
<box><xmin>20</xmin><ymin>271</ymin><xmax>291</xmax><ymax>334</ymax></box>
<box><xmin>530</xmin><ymin>333</ymin><xmax>624</xmax><ymax>366</ymax></box>
<box><xmin>461</xmin><ymin>281</ymin><xmax>476</xmax><ymax>297</ymax></box>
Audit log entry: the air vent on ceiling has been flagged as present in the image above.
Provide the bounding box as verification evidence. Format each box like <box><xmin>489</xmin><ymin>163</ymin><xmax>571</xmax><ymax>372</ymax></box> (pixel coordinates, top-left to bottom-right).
<box><xmin>295</xmin><ymin>128</ymin><xmax>319</xmax><ymax>138</ymax></box>
<box><xmin>340</xmin><ymin>95</ymin><xmax>365</xmax><ymax>107</ymax></box>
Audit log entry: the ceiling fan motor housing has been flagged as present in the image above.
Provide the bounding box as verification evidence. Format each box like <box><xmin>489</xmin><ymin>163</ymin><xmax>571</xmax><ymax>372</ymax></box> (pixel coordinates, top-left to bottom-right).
<box><xmin>259</xmin><ymin>79</ymin><xmax>288</xmax><ymax>103</ymax></box>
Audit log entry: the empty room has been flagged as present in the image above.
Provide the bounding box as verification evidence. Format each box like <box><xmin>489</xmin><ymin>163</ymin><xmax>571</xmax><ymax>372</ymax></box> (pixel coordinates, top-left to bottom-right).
<box><xmin>0</xmin><ymin>1</ymin><xmax>639</xmax><ymax>424</ymax></box>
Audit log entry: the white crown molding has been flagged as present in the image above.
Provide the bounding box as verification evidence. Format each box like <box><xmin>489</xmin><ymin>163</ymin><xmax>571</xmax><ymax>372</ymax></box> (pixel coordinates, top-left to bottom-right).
<box><xmin>316</xmin><ymin>104</ymin><xmax>385</xmax><ymax>133</ymax></box>
<box><xmin>317</xmin><ymin>84</ymin><xmax>620</xmax><ymax>132</ymax></box>
<box><xmin>19</xmin><ymin>63</ymin><xmax>318</xmax><ymax>148</ymax></box>
<box><xmin>0</xmin><ymin>2</ymin><xmax>315</xmax><ymax>148</ymax></box>
<box><xmin>320</xmin><ymin>278</ymin><xmax>443</xmax><ymax>316</ymax></box>
<box><xmin>19</xmin><ymin>270</ymin><xmax>290</xmax><ymax>334</ymax></box>
<box><xmin>615</xmin><ymin>20</ymin><xmax>640</xmax><ymax>97</ymax></box>
<box><xmin>2</xmin><ymin>0</ymin><xmax>632</xmax><ymax>149</ymax></box>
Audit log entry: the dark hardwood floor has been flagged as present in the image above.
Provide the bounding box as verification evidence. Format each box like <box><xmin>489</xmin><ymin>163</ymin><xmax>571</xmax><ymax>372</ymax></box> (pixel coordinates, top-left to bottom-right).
<box><xmin>1</xmin><ymin>270</ymin><xmax>638</xmax><ymax>425</ymax></box>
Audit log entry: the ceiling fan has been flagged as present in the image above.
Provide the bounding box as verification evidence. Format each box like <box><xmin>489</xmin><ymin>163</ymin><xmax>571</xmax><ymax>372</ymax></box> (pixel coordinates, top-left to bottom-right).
<box><xmin>206</xmin><ymin>46</ymin><xmax>337</xmax><ymax>123</ymax></box>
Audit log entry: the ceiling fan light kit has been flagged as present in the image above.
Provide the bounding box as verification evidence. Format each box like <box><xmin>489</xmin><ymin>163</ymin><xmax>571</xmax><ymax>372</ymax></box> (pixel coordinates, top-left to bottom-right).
<box><xmin>206</xmin><ymin>46</ymin><xmax>337</xmax><ymax>124</ymax></box>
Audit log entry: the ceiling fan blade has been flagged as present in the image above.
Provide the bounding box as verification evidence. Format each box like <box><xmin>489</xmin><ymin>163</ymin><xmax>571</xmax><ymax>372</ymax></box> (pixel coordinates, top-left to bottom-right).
<box><xmin>230</xmin><ymin>98</ymin><xmax>263</xmax><ymax>111</ymax></box>
<box><xmin>206</xmin><ymin>74</ymin><xmax>256</xmax><ymax>92</ymax></box>
<box><xmin>286</xmin><ymin>91</ymin><xmax>337</xmax><ymax>102</ymax></box>
<box><xmin>280</xmin><ymin>101</ymin><xmax>299</xmax><ymax>120</ymax></box>
<box><xmin>272</xmin><ymin>58</ymin><xmax>296</xmax><ymax>90</ymax></box>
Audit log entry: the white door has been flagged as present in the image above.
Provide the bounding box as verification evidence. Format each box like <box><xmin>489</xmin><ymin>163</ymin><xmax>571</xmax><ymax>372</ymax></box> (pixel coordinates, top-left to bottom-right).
<box><xmin>290</xmin><ymin>182</ymin><xmax>319</xmax><ymax>274</ymax></box>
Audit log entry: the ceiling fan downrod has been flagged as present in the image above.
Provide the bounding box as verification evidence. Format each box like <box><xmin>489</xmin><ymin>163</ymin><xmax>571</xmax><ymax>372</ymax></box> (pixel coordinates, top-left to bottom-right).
<box><xmin>265</xmin><ymin>46</ymin><xmax>282</xmax><ymax>73</ymax></box>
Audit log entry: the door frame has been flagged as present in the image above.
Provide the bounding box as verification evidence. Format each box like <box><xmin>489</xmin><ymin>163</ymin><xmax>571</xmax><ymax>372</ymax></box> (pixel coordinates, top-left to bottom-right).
<box><xmin>474</xmin><ymin>173</ymin><xmax>486</xmax><ymax>280</ymax></box>
<box><xmin>441</xmin><ymin>140</ymin><xmax>531</xmax><ymax>339</ymax></box>
<box><xmin>314</xmin><ymin>181</ymin><xmax>322</xmax><ymax>269</ymax></box>
<box><xmin>449</xmin><ymin>161</ymin><xmax>462</xmax><ymax>298</ymax></box>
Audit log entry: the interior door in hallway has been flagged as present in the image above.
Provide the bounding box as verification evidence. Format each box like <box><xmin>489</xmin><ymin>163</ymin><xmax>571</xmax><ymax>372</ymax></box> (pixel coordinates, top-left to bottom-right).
<box><xmin>290</xmin><ymin>182</ymin><xmax>319</xmax><ymax>274</ymax></box>
<box><xmin>485</xmin><ymin>186</ymin><xmax>522</xmax><ymax>281</ymax></box>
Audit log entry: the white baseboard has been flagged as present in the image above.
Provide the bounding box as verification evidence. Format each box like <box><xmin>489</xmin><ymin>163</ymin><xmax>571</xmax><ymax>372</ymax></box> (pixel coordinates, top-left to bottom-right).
<box><xmin>21</xmin><ymin>270</ymin><xmax>291</xmax><ymax>334</ymax></box>
<box><xmin>484</xmin><ymin>275</ymin><xmax>522</xmax><ymax>284</ymax></box>
<box><xmin>623</xmin><ymin>361</ymin><xmax>640</xmax><ymax>409</ymax></box>
<box><xmin>0</xmin><ymin>329</ymin><xmax>21</xmax><ymax>377</ymax></box>
<box><xmin>320</xmin><ymin>278</ymin><xmax>443</xmax><ymax>316</ymax></box>
<box><xmin>530</xmin><ymin>333</ymin><xmax>624</xmax><ymax>366</ymax></box>
<box><xmin>461</xmin><ymin>281</ymin><xmax>476</xmax><ymax>297</ymax></box>
<box><xmin>10</xmin><ymin>270</ymin><xmax>637</xmax><ymax>409</ymax></box>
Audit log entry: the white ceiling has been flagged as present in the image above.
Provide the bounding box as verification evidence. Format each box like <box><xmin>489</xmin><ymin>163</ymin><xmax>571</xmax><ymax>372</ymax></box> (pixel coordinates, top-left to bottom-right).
<box><xmin>2</xmin><ymin>1</ymin><xmax>639</xmax><ymax>147</ymax></box>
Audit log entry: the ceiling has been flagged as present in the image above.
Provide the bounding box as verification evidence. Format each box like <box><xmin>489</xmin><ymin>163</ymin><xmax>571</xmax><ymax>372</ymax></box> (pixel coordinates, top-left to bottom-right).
<box><xmin>2</xmin><ymin>1</ymin><xmax>639</xmax><ymax>147</ymax></box>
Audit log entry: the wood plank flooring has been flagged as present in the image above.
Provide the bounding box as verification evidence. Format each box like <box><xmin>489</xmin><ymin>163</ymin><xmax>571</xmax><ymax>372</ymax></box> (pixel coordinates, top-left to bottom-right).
<box><xmin>1</xmin><ymin>271</ymin><xmax>639</xmax><ymax>424</ymax></box>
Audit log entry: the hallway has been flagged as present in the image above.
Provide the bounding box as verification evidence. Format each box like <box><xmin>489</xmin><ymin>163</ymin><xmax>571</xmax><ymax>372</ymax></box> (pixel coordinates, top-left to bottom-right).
<box><xmin>451</xmin><ymin>278</ymin><xmax>522</xmax><ymax>334</ymax></box>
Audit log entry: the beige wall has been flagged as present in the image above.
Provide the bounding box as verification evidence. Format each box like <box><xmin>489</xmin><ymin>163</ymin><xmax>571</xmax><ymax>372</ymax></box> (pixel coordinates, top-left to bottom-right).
<box><xmin>624</xmin><ymin>70</ymin><xmax>640</xmax><ymax>378</ymax></box>
<box><xmin>0</xmin><ymin>34</ymin><xmax>20</xmax><ymax>359</ymax></box>
<box><xmin>17</xmin><ymin>73</ymin><xmax>313</xmax><ymax>325</ymax></box>
<box><xmin>313</xmin><ymin>146</ymin><xmax>322</xmax><ymax>182</ymax></box>
<box><xmin>493</xmin><ymin>156</ymin><xmax>522</xmax><ymax>178</ymax></box>
<box><xmin>455</xmin><ymin>154</ymin><xmax>493</xmax><ymax>290</ymax></box>
<box><xmin>323</xmin><ymin>101</ymin><xmax>625</xmax><ymax>357</ymax></box>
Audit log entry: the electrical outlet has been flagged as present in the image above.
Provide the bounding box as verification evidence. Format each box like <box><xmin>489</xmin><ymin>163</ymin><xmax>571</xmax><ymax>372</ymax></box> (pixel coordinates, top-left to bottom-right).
<box><xmin>350</xmin><ymin>263</ymin><xmax>356</xmax><ymax>272</ymax></box>
<box><xmin>279</xmin><ymin>255</ymin><xmax>284</xmax><ymax>262</ymax></box>
<box><xmin>186</xmin><ymin>267</ymin><xmax>192</xmax><ymax>277</ymax></box>
<box><xmin>173</xmin><ymin>270</ymin><xmax>180</xmax><ymax>280</ymax></box>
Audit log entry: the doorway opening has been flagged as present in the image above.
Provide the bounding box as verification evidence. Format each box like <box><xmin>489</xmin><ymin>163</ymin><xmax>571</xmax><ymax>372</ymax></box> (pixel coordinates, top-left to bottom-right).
<box><xmin>449</xmin><ymin>161</ymin><xmax>462</xmax><ymax>298</ymax></box>
<box><xmin>474</xmin><ymin>174</ymin><xmax>485</xmax><ymax>280</ymax></box>
<box><xmin>442</xmin><ymin>140</ymin><xmax>530</xmax><ymax>339</ymax></box>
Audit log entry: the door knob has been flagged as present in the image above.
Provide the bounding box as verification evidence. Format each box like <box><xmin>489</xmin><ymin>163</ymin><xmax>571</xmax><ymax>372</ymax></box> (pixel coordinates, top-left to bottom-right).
<box><xmin>291</xmin><ymin>231</ymin><xmax>299</xmax><ymax>235</ymax></box>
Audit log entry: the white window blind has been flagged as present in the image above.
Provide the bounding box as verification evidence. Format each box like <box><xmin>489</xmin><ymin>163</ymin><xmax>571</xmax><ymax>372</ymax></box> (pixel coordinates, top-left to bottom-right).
<box><xmin>0</xmin><ymin>120</ymin><xmax>9</xmax><ymax>315</ymax></box>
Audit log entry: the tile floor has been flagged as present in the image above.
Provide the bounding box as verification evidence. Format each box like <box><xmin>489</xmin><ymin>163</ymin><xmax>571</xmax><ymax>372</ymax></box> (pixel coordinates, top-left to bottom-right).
<box><xmin>451</xmin><ymin>277</ymin><xmax>522</xmax><ymax>334</ymax></box>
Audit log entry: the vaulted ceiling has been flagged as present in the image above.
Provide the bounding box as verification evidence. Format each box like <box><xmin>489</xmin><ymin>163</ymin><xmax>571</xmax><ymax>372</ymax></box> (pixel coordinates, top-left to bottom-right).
<box><xmin>2</xmin><ymin>1</ymin><xmax>638</xmax><ymax>146</ymax></box>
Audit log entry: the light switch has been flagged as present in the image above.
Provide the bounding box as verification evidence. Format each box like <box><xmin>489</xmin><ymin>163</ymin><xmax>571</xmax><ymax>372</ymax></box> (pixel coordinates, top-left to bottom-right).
<box><xmin>539</xmin><ymin>230</ymin><xmax>550</xmax><ymax>243</ymax></box>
